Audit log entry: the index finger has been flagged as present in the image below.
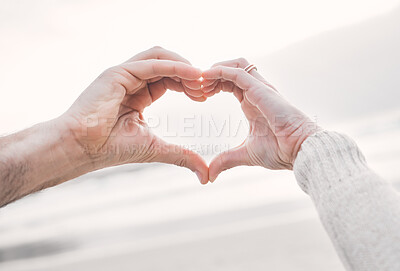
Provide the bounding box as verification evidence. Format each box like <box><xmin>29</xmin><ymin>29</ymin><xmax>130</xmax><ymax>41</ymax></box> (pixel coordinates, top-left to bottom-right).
<box><xmin>202</xmin><ymin>66</ymin><xmax>281</xmax><ymax>120</ymax></box>
<box><xmin>202</xmin><ymin>66</ymin><xmax>265</xmax><ymax>91</ymax></box>
<box><xmin>121</xmin><ymin>59</ymin><xmax>202</xmax><ymax>81</ymax></box>
<box><xmin>211</xmin><ymin>58</ymin><xmax>276</xmax><ymax>91</ymax></box>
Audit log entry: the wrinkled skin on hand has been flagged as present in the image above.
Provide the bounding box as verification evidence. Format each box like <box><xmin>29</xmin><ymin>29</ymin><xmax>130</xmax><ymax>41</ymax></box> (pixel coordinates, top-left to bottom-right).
<box><xmin>201</xmin><ymin>58</ymin><xmax>320</xmax><ymax>182</ymax></box>
<box><xmin>62</xmin><ymin>47</ymin><xmax>209</xmax><ymax>183</ymax></box>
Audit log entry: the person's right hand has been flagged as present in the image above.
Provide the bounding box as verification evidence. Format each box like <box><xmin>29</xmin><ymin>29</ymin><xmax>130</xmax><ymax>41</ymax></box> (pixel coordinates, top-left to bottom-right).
<box><xmin>59</xmin><ymin>47</ymin><xmax>209</xmax><ymax>184</ymax></box>
<box><xmin>202</xmin><ymin>58</ymin><xmax>321</xmax><ymax>182</ymax></box>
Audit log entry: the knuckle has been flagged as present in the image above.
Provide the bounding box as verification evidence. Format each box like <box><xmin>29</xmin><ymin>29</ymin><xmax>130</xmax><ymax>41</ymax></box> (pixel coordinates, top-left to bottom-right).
<box><xmin>237</xmin><ymin>57</ymin><xmax>249</xmax><ymax>67</ymax></box>
<box><xmin>237</xmin><ymin>67</ymin><xmax>247</xmax><ymax>75</ymax></box>
<box><xmin>212</xmin><ymin>61</ymin><xmax>224</xmax><ymax>68</ymax></box>
<box><xmin>173</xmin><ymin>148</ymin><xmax>193</xmax><ymax>168</ymax></box>
<box><xmin>102</xmin><ymin>66</ymin><xmax>117</xmax><ymax>75</ymax></box>
<box><xmin>100</xmin><ymin>66</ymin><xmax>121</xmax><ymax>80</ymax></box>
<box><xmin>147</xmin><ymin>58</ymin><xmax>157</xmax><ymax>66</ymax></box>
<box><xmin>150</xmin><ymin>45</ymin><xmax>164</xmax><ymax>51</ymax></box>
<box><xmin>97</xmin><ymin>66</ymin><xmax>127</xmax><ymax>97</ymax></box>
<box><xmin>175</xmin><ymin>157</ymin><xmax>187</xmax><ymax>168</ymax></box>
<box><xmin>217</xmin><ymin>66</ymin><xmax>224</xmax><ymax>77</ymax></box>
<box><xmin>234</xmin><ymin>68</ymin><xmax>247</xmax><ymax>80</ymax></box>
<box><xmin>146</xmin><ymin>59</ymin><xmax>157</xmax><ymax>73</ymax></box>
<box><xmin>239</xmin><ymin>68</ymin><xmax>250</xmax><ymax>78</ymax></box>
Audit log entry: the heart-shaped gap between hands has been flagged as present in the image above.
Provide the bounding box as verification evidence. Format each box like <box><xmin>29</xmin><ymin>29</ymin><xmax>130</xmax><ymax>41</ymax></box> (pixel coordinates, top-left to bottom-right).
<box><xmin>145</xmin><ymin>90</ymin><xmax>249</xmax><ymax>176</ymax></box>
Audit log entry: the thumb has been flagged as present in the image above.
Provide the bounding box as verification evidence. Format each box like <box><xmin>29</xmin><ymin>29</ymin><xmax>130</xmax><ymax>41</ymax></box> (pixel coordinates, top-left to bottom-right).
<box><xmin>209</xmin><ymin>144</ymin><xmax>250</xmax><ymax>183</ymax></box>
<box><xmin>151</xmin><ymin>138</ymin><xmax>209</xmax><ymax>184</ymax></box>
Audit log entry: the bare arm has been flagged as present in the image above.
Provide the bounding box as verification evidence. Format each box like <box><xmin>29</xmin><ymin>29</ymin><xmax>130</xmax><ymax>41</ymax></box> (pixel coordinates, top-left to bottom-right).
<box><xmin>0</xmin><ymin>119</ymin><xmax>91</xmax><ymax>207</ymax></box>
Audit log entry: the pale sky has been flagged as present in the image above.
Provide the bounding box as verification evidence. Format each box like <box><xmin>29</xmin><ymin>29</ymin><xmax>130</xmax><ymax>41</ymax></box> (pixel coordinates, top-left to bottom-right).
<box><xmin>0</xmin><ymin>0</ymin><xmax>399</xmax><ymax>139</ymax></box>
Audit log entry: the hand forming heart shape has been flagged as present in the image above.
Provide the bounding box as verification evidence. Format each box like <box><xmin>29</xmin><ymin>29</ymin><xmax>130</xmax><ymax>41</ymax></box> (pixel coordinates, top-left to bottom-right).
<box><xmin>61</xmin><ymin>47</ymin><xmax>320</xmax><ymax>185</ymax></box>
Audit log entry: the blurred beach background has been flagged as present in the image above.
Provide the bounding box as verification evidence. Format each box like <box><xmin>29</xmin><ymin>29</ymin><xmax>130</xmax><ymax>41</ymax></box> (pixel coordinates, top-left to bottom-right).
<box><xmin>1</xmin><ymin>0</ymin><xmax>400</xmax><ymax>270</ymax></box>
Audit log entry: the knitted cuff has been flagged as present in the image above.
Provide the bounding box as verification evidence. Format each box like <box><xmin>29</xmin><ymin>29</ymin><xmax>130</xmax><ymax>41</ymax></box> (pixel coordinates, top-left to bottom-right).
<box><xmin>293</xmin><ymin>130</ymin><xmax>370</xmax><ymax>196</ymax></box>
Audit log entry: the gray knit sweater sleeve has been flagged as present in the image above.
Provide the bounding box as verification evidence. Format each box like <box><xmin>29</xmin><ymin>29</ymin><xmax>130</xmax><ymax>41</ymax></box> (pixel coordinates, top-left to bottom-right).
<box><xmin>293</xmin><ymin>130</ymin><xmax>400</xmax><ymax>271</ymax></box>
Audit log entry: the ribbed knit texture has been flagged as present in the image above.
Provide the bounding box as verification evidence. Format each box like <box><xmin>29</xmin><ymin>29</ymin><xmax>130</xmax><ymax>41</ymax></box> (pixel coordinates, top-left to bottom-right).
<box><xmin>294</xmin><ymin>130</ymin><xmax>400</xmax><ymax>271</ymax></box>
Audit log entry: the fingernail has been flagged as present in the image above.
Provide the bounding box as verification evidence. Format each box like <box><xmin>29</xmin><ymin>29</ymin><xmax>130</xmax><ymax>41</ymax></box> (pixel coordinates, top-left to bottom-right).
<box><xmin>195</xmin><ymin>171</ymin><xmax>203</xmax><ymax>184</ymax></box>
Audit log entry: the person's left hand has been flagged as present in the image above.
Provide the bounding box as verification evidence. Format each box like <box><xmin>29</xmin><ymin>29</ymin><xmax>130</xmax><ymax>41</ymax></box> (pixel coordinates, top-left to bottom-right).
<box><xmin>201</xmin><ymin>58</ymin><xmax>319</xmax><ymax>182</ymax></box>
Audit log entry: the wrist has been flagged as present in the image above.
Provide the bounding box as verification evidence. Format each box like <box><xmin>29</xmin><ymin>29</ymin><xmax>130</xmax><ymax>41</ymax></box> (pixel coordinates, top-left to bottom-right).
<box><xmin>291</xmin><ymin>123</ymin><xmax>323</xmax><ymax>167</ymax></box>
<box><xmin>50</xmin><ymin>116</ymin><xmax>98</xmax><ymax>179</ymax></box>
<box><xmin>59</xmin><ymin>111</ymin><xmax>115</xmax><ymax>171</ymax></box>
<box><xmin>293</xmin><ymin>130</ymin><xmax>369</xmax><ymax>194</ymax></box>
<box><xmin>0</xmin><ymin>118</ymin><xmax>96</xmax><ymax>206</ymax></box>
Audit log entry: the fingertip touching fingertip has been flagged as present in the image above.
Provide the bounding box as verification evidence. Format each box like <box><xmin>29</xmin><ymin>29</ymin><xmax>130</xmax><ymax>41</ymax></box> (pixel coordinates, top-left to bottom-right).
<box><xmin>201</xmin><ymin>71</ymin><xmax>208</xmax><ymax>78</ymax></box>
<box><xmin>193</xmin><ymin>68</ymin><xmax>202</xmax><ymax>78</ymax></box>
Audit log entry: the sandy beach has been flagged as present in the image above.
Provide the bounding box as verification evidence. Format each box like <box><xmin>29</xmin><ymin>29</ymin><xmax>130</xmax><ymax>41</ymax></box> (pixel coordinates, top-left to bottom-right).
<box><xmin>0</xmin><ymin>195</ymin><xmax>343</xmax><ymax>271</ymax></box>
<box><xmin>1</xmin><ymin>109</ymin><xmax>400</xmax><ymax>271</ymax></box>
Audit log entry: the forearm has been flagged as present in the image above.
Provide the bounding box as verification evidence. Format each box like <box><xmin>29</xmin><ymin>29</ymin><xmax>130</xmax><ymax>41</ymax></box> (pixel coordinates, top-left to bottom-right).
<box><xmin>294</xmin><ymin>131</ymin><xmax>400</xmax><ymax>270</ymax></box>
<box><xmin>0</xmin><ymin>118</ymin><xmax>93</xmax><ymax>207</ymax></box>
